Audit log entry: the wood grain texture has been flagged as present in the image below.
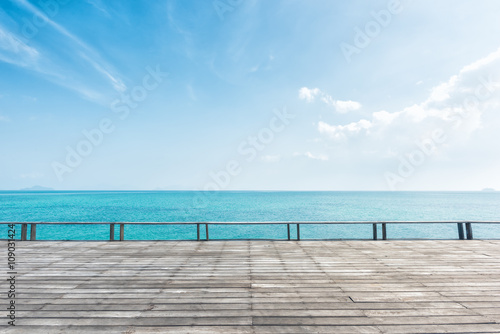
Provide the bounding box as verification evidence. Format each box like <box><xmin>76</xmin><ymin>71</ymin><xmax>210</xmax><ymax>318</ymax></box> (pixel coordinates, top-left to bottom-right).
<box><xmin>1</xmin><ymin>240</ymin><xmax>500</xmax><ymax>333</ymax></box>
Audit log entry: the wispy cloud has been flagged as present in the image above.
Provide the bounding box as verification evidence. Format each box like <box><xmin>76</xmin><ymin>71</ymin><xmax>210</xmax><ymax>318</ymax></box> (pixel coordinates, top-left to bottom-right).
<box><xmin>166</xmin><ymin>1</ymin><xmax>196</xmax><ymax>61</ymax></box>
<box><xmin>85</xmin><ymin>0</ymin><xmax>111</xmax><ymax>17</ymax></box>
<box><xmin>1</xmin><ymin>0</ymin><xmax>127</xmax><ymax>101</ymax></box>
<box><xmin>293</xmin><ymin>152</ymin><xmax>329</xmax><ymax>161</ymax></box>
<box><xmin>299</xmin><ymin>87</ymin><xmax>361</xmax><ymax>113</ymax></box>
<box><xmin>0</xmin><ymin>24</ymin><xmax>39</xmax><ymax>67</ymax></box>
<box><xmin>78</xmin><ymin>52</ymin><xmax>126</xmax><ymax>92</ymax></box>
<box><xmin>0</xmin><ymin>115</ymin><xmax>10</xmax><ymax>122</ymax></box>
<box><xmin>318</xmin><ymin>119</ymin><xmax>372</xmax><ymax>141</ymax></box>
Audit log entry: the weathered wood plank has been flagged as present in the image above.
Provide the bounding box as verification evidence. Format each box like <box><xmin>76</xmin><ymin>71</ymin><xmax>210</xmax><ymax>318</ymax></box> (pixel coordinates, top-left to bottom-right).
<box><xmin>3</xmin><ymin>240</ymin><xmax>500</xmax><ymax>332</ymax></box>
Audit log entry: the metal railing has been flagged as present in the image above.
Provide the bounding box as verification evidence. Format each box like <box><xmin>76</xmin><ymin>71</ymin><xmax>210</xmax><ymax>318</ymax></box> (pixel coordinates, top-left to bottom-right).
<box><xmin>2</xmin><ymin>221</ymin><xmax>500</xmax><ymax>241</ymax></box>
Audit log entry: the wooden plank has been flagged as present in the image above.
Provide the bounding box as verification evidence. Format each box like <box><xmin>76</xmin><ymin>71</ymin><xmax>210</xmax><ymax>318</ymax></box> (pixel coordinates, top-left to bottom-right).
<box><xmin>4</xmin><ymin>240</ymin><xmax>500</xmax><ymax>332</ymax></box>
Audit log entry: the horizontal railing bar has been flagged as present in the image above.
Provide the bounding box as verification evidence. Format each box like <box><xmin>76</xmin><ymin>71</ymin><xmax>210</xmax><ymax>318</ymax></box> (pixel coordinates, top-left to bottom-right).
<box><xmin>4</xmin><ymin>221</ymin><xmax>499</xmax><ymax>241</ymax></box>
<box><xmin>1</xmin><ymin>221</ymin><xmax>500</xmax><ymax>225</ymax></box>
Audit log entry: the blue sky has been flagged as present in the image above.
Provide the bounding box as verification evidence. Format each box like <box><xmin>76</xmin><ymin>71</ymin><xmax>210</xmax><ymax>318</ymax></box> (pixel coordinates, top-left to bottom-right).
<box><xmin>1</xmin><ymin>0</ymin><xmax>500</xmax><ymax>190</ymax></box>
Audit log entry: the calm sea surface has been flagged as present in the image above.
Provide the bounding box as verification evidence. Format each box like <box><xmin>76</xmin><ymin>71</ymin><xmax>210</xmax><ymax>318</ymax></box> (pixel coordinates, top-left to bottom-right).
<box><xmin>1</xmin><ymin>191</ymin><xmax>499</xmax><ymax>240</ymax></box>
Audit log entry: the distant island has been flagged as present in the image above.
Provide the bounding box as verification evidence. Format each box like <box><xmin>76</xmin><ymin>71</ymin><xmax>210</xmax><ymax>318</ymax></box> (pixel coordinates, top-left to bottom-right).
<box><xmin>482</xmin><ymin>188</ymin><xmax>496</xmax><ymax>192</ymax></box>
<box><xmin>20</xmin><ymin>185</ymin><xmax>55</xmax><ymax>191</ymax></box>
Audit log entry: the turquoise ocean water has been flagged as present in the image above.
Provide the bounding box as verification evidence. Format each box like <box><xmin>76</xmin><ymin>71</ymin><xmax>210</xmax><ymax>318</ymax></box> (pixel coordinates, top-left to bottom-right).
<box><xmin>1</xmin><ymin>191</ymin><xmax>499</xmax><ymax>240</ymax></box>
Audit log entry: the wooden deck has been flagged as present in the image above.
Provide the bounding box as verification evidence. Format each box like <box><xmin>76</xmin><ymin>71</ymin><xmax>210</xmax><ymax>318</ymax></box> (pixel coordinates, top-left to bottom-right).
<box><xmin>3</xmin><ymin>240</ymin><xmax>500</xmax><ymax>333</ymax></box>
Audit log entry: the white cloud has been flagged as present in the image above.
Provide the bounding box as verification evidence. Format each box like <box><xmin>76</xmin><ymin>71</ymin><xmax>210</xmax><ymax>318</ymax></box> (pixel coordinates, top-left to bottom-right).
<box><xmin>317</xmin><ymin>47</ymin><xmax>500</xmax><ymax>151</ymax></box>
<box><xmin>318</xmin><ymin>119</ymin><xmax>372</xmax><ymax>140</ymax></box>
<box><xmin>299</xmin><ymin>87</ymin><xmax>361</xmax><ymax>113</ymax></box>
<box><xmin>305</xmin><ymin>152</ymin><xmax>328</xmax><ymax>161</ymax></box>
<box><xmin>372</xmin><ymin>110</ymin><xmax>398</xmax><ymax>124</ymax></box>
<box><xmin>461</xmin><ymin>47</ymin><xmax>500</xmax><ymax>73</ymax></box>
<box><xmin>293</xmin><ymin>152</ymin><xmax>329</xmax><ymax>161</ymax></box>
<box><xmin>427</xmin><ymin>75</ymin><xmax>458</xmax><ymax>102</ymax></box>
<box><xmin>298</xmin><ymin>87</ymin><xmax>320</xmax><ymax>102</ymax></box>
<box><xmin>333</xmin><ymin>100</ymin><xmax>362</xmax><ymax>113</ymax></box>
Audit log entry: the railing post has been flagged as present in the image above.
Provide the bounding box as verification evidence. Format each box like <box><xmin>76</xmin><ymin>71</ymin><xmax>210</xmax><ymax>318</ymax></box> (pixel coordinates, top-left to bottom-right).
<box><xmin>206</xmin><ymin>224</ymin><xmax>209</xmax><ymax>241</ymax></box>
<box><xmin>457</xmin><ymin>223</ymin><xmax>464</xmax><ymax>240</ymax></box>
<box><xmin>297</xmin><ymin>223</ymin><xmax>300</xmax><ymax>241</ymax></box>
<box><xmin>466</xmin><ymin>223</ymin><xmax>473</xmax><ymax>240</ymax></box>
<box><xmin>373</xmin><ymin>223</ymin><xmax>377</xmax><ymax>240</ymax></box>
<box><xmin>110</xmin><ymin>224</ymin><xmax>115</xmax><ymax>241</ymax></box>
<box><xmin>197</xmin><ymin>223</ymin><xmax>200</xmax><ymax>241</ymax></box>
<box><xmin>21</xmin><ymin>224</ymin><xmax>27</xmax><ymax>241</ymax></box>
<box><xmin>382</xmin><ymin>223</ymin><xmax>387</xmax><ymax>240</ymax></box>
<box><xmin>30</xmin><ymin>224</ymin><xmax>37</xmax><ymax>241</ymax></box>
<box><xmin>287</xmin><ymin>224</ymin><xmax>290</xmax><ymax>240</ymax></box>
<box><xmin>119</xmin><ymin>224</ymin><xmax>124</xmax><ymax>241</ymax></box>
